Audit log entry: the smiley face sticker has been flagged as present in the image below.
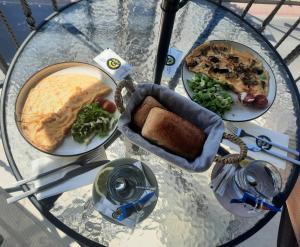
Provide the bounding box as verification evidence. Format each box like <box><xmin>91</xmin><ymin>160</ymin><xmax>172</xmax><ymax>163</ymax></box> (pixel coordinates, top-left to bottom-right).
<box><xmin>166</xmin><ymin>55</ymin><xmax>176</xmax><ymax>66</ymax></box>
<box><xmin>107</xmin><ymin>58</ymin><xmax>121</xmax><ymax>70</ymax></box>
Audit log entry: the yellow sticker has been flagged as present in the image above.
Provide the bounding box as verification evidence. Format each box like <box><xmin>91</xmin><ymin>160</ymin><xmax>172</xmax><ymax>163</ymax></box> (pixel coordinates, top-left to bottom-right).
<box><xmin>166</xmin><ymin>55</ymin><xmax>175</xmax><ymax>66</ymax></box>
<box><xmin>107</xmin><ymin>58</ymin><xmax>121</xmax><ymax>70</ymax></box>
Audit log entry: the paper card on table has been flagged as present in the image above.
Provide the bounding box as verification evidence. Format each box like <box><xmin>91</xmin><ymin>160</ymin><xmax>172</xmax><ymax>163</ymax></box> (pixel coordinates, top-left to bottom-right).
<box><xmin>163</xmin><ymin>47</ymin><xmax>184</xmax><ymax>78</ymax></box>
<box><xmin>93</xmin><ymin>48</ymin><xmax>133</xmax><ymax>81</ymax></box>
<box><xmin>222</xmin><ymin>122</ymin><xmax>289</xmax><ymax>170</ymax></box>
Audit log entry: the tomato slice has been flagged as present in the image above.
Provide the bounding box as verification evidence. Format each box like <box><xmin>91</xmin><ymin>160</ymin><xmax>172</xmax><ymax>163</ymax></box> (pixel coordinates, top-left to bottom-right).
<box><xmin>95</xmin><ymin>97</ymin><xmax>116</xmax><ymax>113</ymax></box>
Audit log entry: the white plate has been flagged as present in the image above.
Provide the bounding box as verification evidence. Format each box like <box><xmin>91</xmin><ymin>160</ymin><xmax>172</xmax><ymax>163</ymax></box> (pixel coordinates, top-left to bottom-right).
<box><xmin>182</xmin><ymin>40</ymin><xmax>277</xmax><ymax>122</ymax></box>
<box><xmin>15</xmin><ymin>62</ymin><xmax>118</xmax><ymax>156</ymax></box>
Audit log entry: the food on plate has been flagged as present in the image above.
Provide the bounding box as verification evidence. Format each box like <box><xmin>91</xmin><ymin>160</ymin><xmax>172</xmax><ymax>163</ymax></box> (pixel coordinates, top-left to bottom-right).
<box><xmin>133</xmin><ymin>96</ymin><xmax>165</xmax><ymax>129</ymax></box>
<box><xmin>185</xmin><ymin>41</ymin><xmax>269</xmax><ymax>108</ymax></box>
<box><xmin>188</xmin><ymin>73</ymin><xmax>233</xmax><ymax>116</ymax></box>
<box><xmin>141</xmin><ymin>107</ymin><xmax>206</xmax><ymax>160</ymax></box>
<box><xmin>95</xmin><ymin>97</ymin><xmax>117</xmax><ymax>113</ymax></box>
<box><xmin>21</xmin><ymin>74</ymin><xmax>112</xmax><ymax>152</ymax></box>
<box><xmin>238</xmin><ymin>93</ymin><xmax>268</xmax><ymax>108</ymax></box>
<box><xmin>71</xmin><ymin>100</ymin><xmax>117</xmax><ymax>143</ymax></box>
<box><xmin>132</xmin><ymin>96</ymin><xmax>206</xmax><ymax>160</ymax></box>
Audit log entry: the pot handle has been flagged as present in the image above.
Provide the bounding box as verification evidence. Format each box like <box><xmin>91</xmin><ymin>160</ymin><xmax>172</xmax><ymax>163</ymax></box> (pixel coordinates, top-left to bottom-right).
<box><xmin>214</xmin><ymin>133</ymin><xmax>248</xmax><ymax>164</ymax></box>
<box><xmin>114</xmin><ymin>79</ymin><xmax>135</xmax><ymax>113</ymax></box>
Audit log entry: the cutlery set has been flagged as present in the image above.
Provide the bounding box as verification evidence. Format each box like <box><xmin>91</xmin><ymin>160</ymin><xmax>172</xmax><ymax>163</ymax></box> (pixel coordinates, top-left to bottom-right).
<box><xmin>226</xmin><ymin>123</ymin><xmax>300</xmax><ymax>166</ymax></box>
<box><xmin>6</xmin><ymin>151</ymin><xmax>109</xmax><ymax>204</ymax></box>
<box><xmin>210</xmin><ymin>122</ymin><xmax>300</xmax><ymax>212</ymax></box>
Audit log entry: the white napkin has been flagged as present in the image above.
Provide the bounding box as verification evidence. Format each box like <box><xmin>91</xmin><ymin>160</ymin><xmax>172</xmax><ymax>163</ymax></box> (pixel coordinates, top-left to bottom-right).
<box><xmin>163</xmin><ymin>47</ymin><xmax>184</xmax><ymax>78</ymax></box>
<box><xmin>93</xmin><ymin>48</ymin><xmax>133</xmax><ymax>81</ymax></box>
<box><xmin>32</xmin><ymin>148</ymin><xmax>107</xmax><ymax>200</ymax></box>
<box><xmin>222</xmin><ymin>122</ymin><xmax>289</xmax><ymax>170</ymax></box>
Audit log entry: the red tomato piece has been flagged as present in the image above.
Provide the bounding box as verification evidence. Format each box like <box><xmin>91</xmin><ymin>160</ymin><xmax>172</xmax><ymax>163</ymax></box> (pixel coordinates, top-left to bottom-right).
<box><xmin>95</xmin><ymin>97</ymin><xmax>106</xmax><ymax>107</ymax></box>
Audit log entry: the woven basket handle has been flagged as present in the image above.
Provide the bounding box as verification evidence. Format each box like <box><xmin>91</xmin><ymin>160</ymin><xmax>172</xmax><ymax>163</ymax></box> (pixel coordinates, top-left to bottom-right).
<box><xmin>114</xmin><ymin>79</ymin><xmax>135</xmax><ymax>113</ymax></box>
<box><xmin>214</xmin><ymin>133</ymin><xmax>248</xmax><ymax>164</ymax></box>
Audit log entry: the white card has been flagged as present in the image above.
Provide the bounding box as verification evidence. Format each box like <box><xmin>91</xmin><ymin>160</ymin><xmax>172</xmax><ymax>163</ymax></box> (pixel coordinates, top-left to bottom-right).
<box><xmin>93</xmin><ymin>48</ymin><xmax>133</xmax><ymax>81</ymax></box>
<box><xmin>163</xmin><ymin>47</ymin><xmax>184</xmax><ymax>78</ymax></box>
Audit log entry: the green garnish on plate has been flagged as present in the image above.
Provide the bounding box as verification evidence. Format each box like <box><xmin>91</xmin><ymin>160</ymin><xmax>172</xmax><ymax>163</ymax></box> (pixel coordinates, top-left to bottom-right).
<box><xmin>188</xmin><ymin>73</ymin><xmax>234</xmax><ymax>117</ymax></box>
<box><xmin>71</xmin><ymin>102</ymin><xmax>117</xmax><ymax>143</ymax></box>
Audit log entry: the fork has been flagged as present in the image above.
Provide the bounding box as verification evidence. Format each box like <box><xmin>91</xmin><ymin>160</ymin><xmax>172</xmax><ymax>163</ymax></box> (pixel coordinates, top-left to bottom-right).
<box><xmin>10</xmin><ymin>149</ymin><xmax>106</xmax><ymax>188</ymax></box>
<box><xmin>227</xmin><ymin>123</ymin><xmax>299</xmax><ymax>156</ymax></box>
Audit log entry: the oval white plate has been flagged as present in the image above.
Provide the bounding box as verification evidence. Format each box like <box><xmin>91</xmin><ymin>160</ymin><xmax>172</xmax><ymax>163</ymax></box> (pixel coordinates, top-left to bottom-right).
<box><xmin>15</xmin><ymin>62</ymin><xmax>118</xmax><ymax>156</ymax></box>
<box><xmin>182</xmin><ymin>40</ymin><xmax>277</xmax><ymax>122</ymax></box>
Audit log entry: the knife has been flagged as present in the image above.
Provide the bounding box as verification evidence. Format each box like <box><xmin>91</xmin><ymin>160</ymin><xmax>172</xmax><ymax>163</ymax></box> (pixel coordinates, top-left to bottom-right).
<box><xmin>246</xmin><ymin>144</ymin><xmax>300</xmax><ymax>166</ymax></box>
<box><xmin>12</xmin><ymin>158</ymin><xmax>109</xmax><ymax>188</ymax></box>
<box><xmin>7</xmin><ymin>160</ymin><xmax>109</xmax><ymax>204</ymax></box>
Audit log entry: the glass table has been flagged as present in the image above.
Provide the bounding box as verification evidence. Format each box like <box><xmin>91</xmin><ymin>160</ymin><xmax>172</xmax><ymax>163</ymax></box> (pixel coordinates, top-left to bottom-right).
<box><xmin>1</xmin><ymin>0</ymin><xmax>299</xmax><ymax>246</ymax></box>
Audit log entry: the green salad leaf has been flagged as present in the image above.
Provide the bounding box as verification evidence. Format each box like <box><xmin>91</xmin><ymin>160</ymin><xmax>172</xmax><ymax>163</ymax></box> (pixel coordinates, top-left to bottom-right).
<box><xmin>71</xmin><ymin>103</ymin><xmax>116</xmax><ymax>143</ymax></box>
<box><xmin>188</xmin><ymin>73</ymin><xmax>234</xmax><ymax>116</ymax></box>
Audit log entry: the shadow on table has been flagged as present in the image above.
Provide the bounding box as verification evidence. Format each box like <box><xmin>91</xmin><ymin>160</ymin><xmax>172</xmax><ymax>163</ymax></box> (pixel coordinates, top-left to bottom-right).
<box><xmin>0</xmin><ymin>160</ymin><xmax>12</xmax><ymax>175</ymax></box>
<box><xmin>0</xmin><ymin>188</ymin><xmax>75</xmax><ymax>247</ymax></box>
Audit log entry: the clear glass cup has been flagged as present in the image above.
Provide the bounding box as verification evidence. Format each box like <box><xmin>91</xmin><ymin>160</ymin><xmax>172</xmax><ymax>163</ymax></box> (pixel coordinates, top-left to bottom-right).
<box><xmin>211</xmin><ymin>160</ymin><xmax>282</xmax><ymax>217</ymax></box>
<box><xmin>234</xmin><ymin>160</ymin><xmax>282</xmax><ymax>200</ymax></box>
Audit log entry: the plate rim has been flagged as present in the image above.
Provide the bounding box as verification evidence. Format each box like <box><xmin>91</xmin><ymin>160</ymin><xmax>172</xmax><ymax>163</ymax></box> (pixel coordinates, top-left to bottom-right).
<box><xmin>14</xmin><ymin>61</ymin><xmax>118</xmax><ymax>157</ymax></box>
<box><xmin>181</xmin><ymin>39</ymin><xmax>277</xmax><ymax>122</ymax></box>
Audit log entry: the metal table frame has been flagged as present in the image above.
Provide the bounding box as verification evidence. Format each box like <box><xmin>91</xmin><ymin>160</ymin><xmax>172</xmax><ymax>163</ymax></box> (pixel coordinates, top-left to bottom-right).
<box><xmin>1</xmin><ymin>0</ymin><xmax>299</xmax><ymax>246</ymax></box>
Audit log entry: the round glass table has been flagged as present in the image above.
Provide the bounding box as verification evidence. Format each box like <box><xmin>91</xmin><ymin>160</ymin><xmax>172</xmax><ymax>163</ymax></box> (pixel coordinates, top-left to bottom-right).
<box><xmin>1</xmin><ymin>0</ymin><xmax>299</xmax><ymax>246</ymax></box>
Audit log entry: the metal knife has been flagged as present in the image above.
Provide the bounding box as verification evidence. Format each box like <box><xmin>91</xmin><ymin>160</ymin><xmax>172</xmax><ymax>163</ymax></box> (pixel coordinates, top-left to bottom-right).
<box><xmin>7</xmin><ymin>160</ymin><xmax>109</xmax><ymax>204</ymax></box>
<box><xmin>12</xmin><ymin>159</ymin><xmax>109</xmax><ymax>188</ymax></box>
<box><xmin>246</xmin><ymin>144</ymin><xmax>300</xmax><ymax>166</ymax></box>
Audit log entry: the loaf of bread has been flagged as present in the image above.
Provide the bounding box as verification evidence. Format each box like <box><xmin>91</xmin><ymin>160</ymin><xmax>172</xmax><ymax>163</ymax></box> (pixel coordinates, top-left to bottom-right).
<box><xmin>141</xmin><ymin>107</ymin><xmax>206</xmax><ymax>160</ymax></box>
<box><xmin>133</xmin><ymin>96</ymin><xmax>165</xmax><ymax>129</ymax></box>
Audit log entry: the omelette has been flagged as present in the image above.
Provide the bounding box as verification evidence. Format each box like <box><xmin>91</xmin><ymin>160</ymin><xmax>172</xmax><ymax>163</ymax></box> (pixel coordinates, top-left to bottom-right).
<box><xmin>185</xmin><ymin>42</ymin><xmax>269</xmax><ymax>97</ymax></box>
<box><xmin>21</xmin><ymin>74</ymin><xmax>111</xmax><ymax>152</ymax></box>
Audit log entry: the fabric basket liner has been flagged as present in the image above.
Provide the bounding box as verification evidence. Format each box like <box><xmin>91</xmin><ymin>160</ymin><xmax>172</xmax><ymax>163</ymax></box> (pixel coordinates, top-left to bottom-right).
<box><xmin>118</xmin><ymin>83</ymin><xmax>225</xmax><ymax>172</ymax></box>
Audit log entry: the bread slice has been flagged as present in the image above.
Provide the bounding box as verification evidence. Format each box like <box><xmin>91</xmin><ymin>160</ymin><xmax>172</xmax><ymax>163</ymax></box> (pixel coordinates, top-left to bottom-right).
<box><xmin>141</xmin><ymin>107</ymin><xmax>206</xmax><ymax>160</ymax></box>
<box><xmin>133</xmin><ymin>96</ymin><xmax>164</xmax><ymax>129</ymax></box>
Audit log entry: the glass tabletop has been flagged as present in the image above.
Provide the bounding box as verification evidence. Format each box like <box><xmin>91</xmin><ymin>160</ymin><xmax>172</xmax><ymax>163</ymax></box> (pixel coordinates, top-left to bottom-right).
<box><xmin>1</xmin><ymin>0</ymin><xmax>299</xmax><ymax>246</ymax></box>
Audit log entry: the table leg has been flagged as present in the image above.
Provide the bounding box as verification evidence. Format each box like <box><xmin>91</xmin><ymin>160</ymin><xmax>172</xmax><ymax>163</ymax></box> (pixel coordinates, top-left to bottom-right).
<box><xmin>154</xmin><ymin>0</ymin><xmax>180</xmax><ymax>84</ymax></box>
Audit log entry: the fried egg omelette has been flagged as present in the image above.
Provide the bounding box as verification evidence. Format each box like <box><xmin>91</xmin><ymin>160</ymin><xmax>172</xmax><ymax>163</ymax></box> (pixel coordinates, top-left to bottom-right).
<box><xmin>185</xmin><ymin>42</ymin><xmax>269</xmax><ymax>97</ymax></box>
<box><xmin>21</xmin><ymin>74</ymin><xmax>111</xmax><ymax>152</ymax></box>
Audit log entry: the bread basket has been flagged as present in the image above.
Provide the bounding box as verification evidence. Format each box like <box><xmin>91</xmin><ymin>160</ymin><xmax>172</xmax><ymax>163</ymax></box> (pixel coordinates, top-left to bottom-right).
<box><xmin>114</xmin><ymin>79</ymin><xmax>247</xmax><ymax>172</ymax></box>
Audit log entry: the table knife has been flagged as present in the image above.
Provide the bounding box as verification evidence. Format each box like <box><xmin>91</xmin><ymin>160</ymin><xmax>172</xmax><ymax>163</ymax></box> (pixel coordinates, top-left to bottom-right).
<box><xmin>7</xmin><ymin>161</ymin><xmax>108</xmax><ymax>204</ymax></box>
<box><xmin>246</xmin><ymin>144</ymin><xmax>300</xmax><ymax>166</ymax></box>
<box><xmin>11</xmin><ymin>159</ymin><xmax>109</xmax><ymax>188</ymax></box>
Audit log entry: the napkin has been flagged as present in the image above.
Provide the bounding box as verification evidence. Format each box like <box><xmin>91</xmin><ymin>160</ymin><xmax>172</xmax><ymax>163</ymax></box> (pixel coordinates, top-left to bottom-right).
<box><xmin>163</xmin><ymin>47</ymin><xmax>184</xmax><ymax>78</ymax></box>
<box><xmin>222</xmin><ymin>122</ymin><xmax>289</xmax><ymax>169</ymax></box>
<box><xmin>93</xmin><ymin>48</ymin><xmax>133</xmax><ymax>81</ymax></box>
<box><xmin>32</xmin><ymin>148</ymin><xmax>107</xmax><ymax>200</ymax></box>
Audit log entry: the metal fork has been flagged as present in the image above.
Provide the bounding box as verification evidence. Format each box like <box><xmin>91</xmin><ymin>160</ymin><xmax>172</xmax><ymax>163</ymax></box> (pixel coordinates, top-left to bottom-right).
<box><xmin>227</xmin><ymin>123</ymin><xmax>299</xmax><ymax>156</ymax></box>
<box><xmin>10</xmin><ymin>148</ymin><xmax>106</xmax><ymax>188</ymax></box>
